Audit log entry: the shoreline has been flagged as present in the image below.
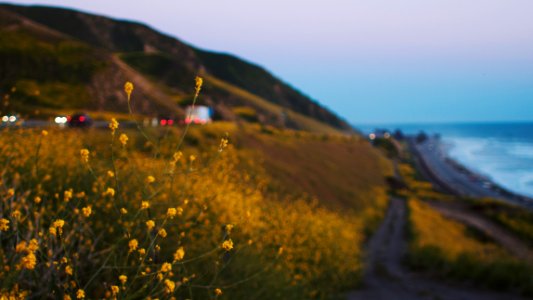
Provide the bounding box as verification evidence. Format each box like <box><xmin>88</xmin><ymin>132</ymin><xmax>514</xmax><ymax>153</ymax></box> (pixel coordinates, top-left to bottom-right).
<box><xmin>407</xmin><ymin>135</ymin><xmax>533</xmax><ymax>208</ymax></box>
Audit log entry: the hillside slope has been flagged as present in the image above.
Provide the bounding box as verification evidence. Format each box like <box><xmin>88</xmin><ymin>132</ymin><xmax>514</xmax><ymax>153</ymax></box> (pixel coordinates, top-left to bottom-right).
<box><xmin>0</xmin><ymin>3</ymin><xmax>352</xmax><ymax>132</ymax></box>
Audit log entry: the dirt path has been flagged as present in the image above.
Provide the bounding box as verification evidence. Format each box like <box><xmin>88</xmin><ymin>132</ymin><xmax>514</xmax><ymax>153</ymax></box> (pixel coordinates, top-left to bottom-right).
<box><xmin>346</xmin><ymin>197</ymin><xmax>522</xmax><ymax>300</ymax></box>
<box><xmin>428</xmin><ymin>201</ymin><xmax>533</xmax><ymax>262</ymax></box>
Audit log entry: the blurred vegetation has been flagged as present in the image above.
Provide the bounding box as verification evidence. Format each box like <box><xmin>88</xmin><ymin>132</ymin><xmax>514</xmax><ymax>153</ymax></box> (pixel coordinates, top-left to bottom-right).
<box><xmin>398</xmin><ymin>161</ymin><xmax>533</xmax><ymax>296</ymax></box>
<box><xmin>467</xmin><ymin>198</ymin><xmax>533</xmax><ymax>246</ymax></box>
<box><xmin>0</xmin><ymin>29</ymin><xmax>103</xmax><ymax>115</ymax></box>
<box><xmin>0</xmin><ymin>119</ymin><xmax>389</xmax><ymax>299</ymax></box>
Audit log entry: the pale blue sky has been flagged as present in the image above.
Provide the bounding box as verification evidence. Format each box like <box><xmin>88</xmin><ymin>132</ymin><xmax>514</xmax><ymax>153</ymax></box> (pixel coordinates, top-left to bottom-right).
<box><xmin>4</xmin><ymin>0</ymin><xmax>533</xmax><ymax>124</ymax></box>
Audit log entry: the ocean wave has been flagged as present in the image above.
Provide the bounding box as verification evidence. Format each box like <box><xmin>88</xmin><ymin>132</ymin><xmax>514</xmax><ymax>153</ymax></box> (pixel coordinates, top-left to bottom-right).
<box><xmin>444</xmin><ymin>137</ymin><xmax>533</xmax><ymax>198</ymax></box>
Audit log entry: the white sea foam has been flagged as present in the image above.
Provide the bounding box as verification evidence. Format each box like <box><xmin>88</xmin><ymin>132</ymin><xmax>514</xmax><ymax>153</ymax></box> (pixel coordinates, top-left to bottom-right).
<box><xmin>444</xmin><ymin>137</ymin><xmax>533</xmax><ymax>198</ymax></box>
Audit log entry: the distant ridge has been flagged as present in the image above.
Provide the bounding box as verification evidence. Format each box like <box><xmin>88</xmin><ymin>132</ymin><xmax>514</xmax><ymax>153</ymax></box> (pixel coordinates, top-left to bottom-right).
<box><xmin>0</xmin><ymin>3</ymin><xmax>352</xmax><ymax>132</ymax></box>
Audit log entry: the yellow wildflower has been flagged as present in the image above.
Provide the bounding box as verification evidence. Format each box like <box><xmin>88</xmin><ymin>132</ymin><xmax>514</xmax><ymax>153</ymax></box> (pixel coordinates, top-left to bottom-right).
<box><xmin>189</xmin><ymin>155</ymin><xmax>196</xmax><ymax>163</ymax></box>
<box><xmin>34</xmin><ymin>196</ymin><xmax>42</xmax><ymax>204</ymax></box>
<box><xmin>109</xmin><ymin>118</ymin><xmax>119</xmax><ymax>135</ymax></box>
<box><xmin>107</xmin><ymin>170</ymin><xmax>115</xmax><ymax>178</ymax></box>
<box><xmin>214</xmin><ymin>288</ymin><xmax>223</xmax><ymax>296</ymax></box>
<box><xmin>128</xmin><ymin>239</ymin><xmax>138</xmax><ymax>253</ymax></box>
<box><xmin>111</xmin><ymin>285</ymin><xmax>120</xmax><ymax>296</ymax></box>
<box><xmin>166</xmin><ymin>208</ymin><xmax>176</xmax><ymax>218</ymax></box>
<box><xmin>80</xmin><ymin>149</ymin><xmax>89</xmax><ymax>163</ymax></box>
<box><xmin>145</xmin><ymin>220</ymin><xmax>155</xmax><ymax>231</ymax></box>
<box><xmin>120</xmin><ymin>208</ymin><xmax>128</xmax><ymax>215</ymax></box>
<box><xmin>81</xmin><ymin>206</ymin><xmax>92</xmax><ymax>218</ymax></box>
<box><xmin>194</xmin><ymin>76</ymin><xmax>203</xmax><ymax>97</ymax></box>
<box><xmin>103</xmin><ymin>187</ymin><xmax>115</xmax><ymax>197</ymax></box>
<box><xmin>119</xmin><ymin>275</ymin><xmax>127</xmax><ymax>284</ymax></box>
<box><xmin>119</xmin><ymin>133</ymin><xmax>128</xmax><ymax>146</ymax></box>
<box><xmin>221</xmin><ymin>239</ymin><xmax>233</xmax><ymax>251</ymax></box>
<box><xmin>176</xmin><ymin>207</ymin><xmax>183</xmax><ymax>216</ymax></box>
<box><xmin>173</xmin><ymin>151</ymin><xmax>182</xmax><ymax>162</ymax></box>
<box><xmin>225</xmin><ymin>224</ymin><xmax>234</xmax><ymax>234</ymax></box>
<box><xmin>6</xmin><ymin>188</ymin><xmax>14</xmax><ymax>197</ymax></box>
<box><xmin>49</xmin><ymin>227</ymin><xmax>57</xmax><ymax>236</ymax></box>
<box><xmin>41</xmin><ymin>130</ymin><xmax>48</xmax><ymax>136</ymax></box>
<box><xmin>164</xmin><ymin>279</ymin><xmax>175</xmax><ymax>293</ymax></box>
<box><xmin>64</xmin><ymin>295</ymin><xmax>72</xmax><ymax>300</ymax></box>
<box><xmin>138</xmin><ymin>248</ymin><xmax>146</xmax><ymax>255</ymax></box>
<box><xmin>16</xmin><ymin>241</ymin><xmax>27</xmax><ymax>253</ymax></box>
<box><xmin>76</xmin><ymin>289</ymin><xmax>85</xmax><ymax>299</ymax></box>
<box><xmin>65</xmin><ymin>265</ymin><xmax>73</xmax><ymax>275</ymax></box>
<box><xmin>28</xmin><ymin>239</ymin><xmax>39</xmax><ymax>252</ymax></box>
<box><xmin>160</xmin><ymin>262</ymin><xmax>172</xmax><ymax>273</ymax></box>
<box><xmin>49</xmin><ymin>219</ymin><xmax>65</xmax><ymax>236</ymax></box>
<box><xmin>124</xmin><ymin>81</ymin><xmax>134</xmax><ymax>99</ymax></box>
<box><xmin>158</xmin><ymin>229</ymin><xmax>167</xmax><ymax>238</ymax></box>
<box><xmin>219</xmin><ymin>138</ymin><xmax>229</xmax><ymax>152</ymax></box>
<box><xmin>64</xmin><ymin>189</ymin><xmax>73</xmax><ymax>202</ymax></box>
<box><xmin>141</xmin><ymin>201</ymin><xmax>150</xmax><ymax>210</ymax></box>
<box><xmin>145</xmin><ymin>176</ymin><xmax>155</xmax><ymax>184</ymax></box>
<box><xmin>20</xmin><ymin>253</ymin><xmax>37</xmax><ymax>270</ymax></box>
<box><xmin>173</xmin><ymin>247</ymin><xmax>185</xmax><ymax>262</ymax></box>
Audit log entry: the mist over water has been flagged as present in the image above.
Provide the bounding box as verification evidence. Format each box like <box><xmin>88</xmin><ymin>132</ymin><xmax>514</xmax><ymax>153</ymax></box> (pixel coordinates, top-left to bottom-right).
<box><xmin>357</xmin><ymin>122</ymin><xmax>533</xmax><ymax>197</ymax></box>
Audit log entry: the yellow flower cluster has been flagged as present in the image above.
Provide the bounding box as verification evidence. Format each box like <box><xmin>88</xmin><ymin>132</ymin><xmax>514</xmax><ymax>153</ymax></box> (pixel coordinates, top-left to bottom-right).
<box><xmin>160</xmin><ymin>262</ymin><xmax>172</xmax><ymax>273</ymax></box>
<box><xmin>141</xmin><ymin>201</ymin><xmax>150</xmax><ymax>210</ymax></box>
<box><xmin>17</xmin><ymin>239</ymin><xmax>39</xmax><ymax>270</ymax></box>
<box><xmin>81</xmin><ymin>206</ymin><xmax>92</xmax><ymax>218</ymax></box>
<box><xmin>166</xmin><ymin>208</ymin><xmax>177</xmax><ymax>218</ymax></box>
<box><xmin>221</xmin><ymin>239</ymin><xmax>233</xmax><ymax>251</ymax></box>
<box><xmin>0</xmin><ymin>218</ymin><xmax>9</xmax><ymax>231</ymax></box>
<box><xmin>103</xmin><ymin>187</ymin><xmax>115</xmax><ymax>197</ymax></box>
<box><xmin>194</xmin><ymin>76</ymin><xmax>203</xmax><ymax>97</ymax></box>
<box><xmin>109</xmin><ymin>118</ymin><xmax>119</xmax><ymax>135</ymax></box>
<box><xmin>49</xmin><ymin>219</ymin><xmax>65</xmax><ymax>237</ymax></box>
<box><xmin>119</xmin><ymin>133</ymin><xmax>128</xmax><ymax>146</ymax></box>
<box><xmin>173</xmin><ymin>247</ymin><xmax>185</xmax><ymax>262</ymax></box>
<box><xmin>145</xmin><ymin>220</ymin><xmax>155</xmax><ymax>231</ymax></box>
<box><xmin>80</xmin><ymin>149</ymin><xmax>89</xmax><ymax>163</ymax></box>
<box><xmin>119</xmin><ymin>275</ymin><xmax>127</xmax><ymax>284</ymax></box>
<box><xmin>124</xmin><ymin>81</ymin><xmax>134</xmax><ymax>100</ymax></box>
<box><xmin>219</xmin><ymin>138</ymin><xmax>229</xmax><ymax>152</ymax></box>
<box><xmin>128</xmin><ymin>239</ymin><xmax>138</xmax><ymax>253</ymax></box>
<box><xmin>164</xmin><ymin>279</ymin><xmax>175</xmax><ymax>293</ymax></box>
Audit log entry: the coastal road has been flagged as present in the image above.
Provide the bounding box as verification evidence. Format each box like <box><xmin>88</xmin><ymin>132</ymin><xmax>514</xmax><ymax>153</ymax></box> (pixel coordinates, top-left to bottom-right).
<box><xmin>346</xmin><ymin>197</ymin><xmax>522</xmax><ymax>300</ymax></box>
<box><xmin>408</xmin><ymin>137</ymin><xmax>532</xmax><ymax>208</ymax></box>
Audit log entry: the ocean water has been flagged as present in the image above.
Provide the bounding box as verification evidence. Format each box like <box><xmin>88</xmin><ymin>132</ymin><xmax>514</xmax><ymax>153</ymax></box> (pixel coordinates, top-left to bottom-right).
<box><xmin>356</xmin><ymin>122</ymin><xmax>533</xmax><ymax>198</ymax></box>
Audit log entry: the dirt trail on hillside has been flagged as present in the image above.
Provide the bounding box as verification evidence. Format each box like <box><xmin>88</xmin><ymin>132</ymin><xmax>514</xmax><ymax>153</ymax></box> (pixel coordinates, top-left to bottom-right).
<box><xmin>346</xmin><ymin>198</ymin><xmax>522</xmax><ymax>300</ymax></box>
<box><xmin>428</xmin><ymin>201</ymin><xmax>533</xmax><ymax>262</ymax></box>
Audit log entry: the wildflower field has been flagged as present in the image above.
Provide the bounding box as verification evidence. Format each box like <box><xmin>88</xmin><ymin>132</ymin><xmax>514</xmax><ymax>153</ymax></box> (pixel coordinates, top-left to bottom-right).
<box><xmin>0</xmin><ymin>82</ymin><xmax>391</xmax><ymax>299</ymax></box>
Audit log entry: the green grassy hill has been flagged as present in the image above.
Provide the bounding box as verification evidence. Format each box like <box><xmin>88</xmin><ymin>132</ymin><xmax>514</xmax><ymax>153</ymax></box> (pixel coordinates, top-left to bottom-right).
<box><xmin>0</xmin><ymin>3</ymin><xmax>352</xmax><ymax>133</ymax></box>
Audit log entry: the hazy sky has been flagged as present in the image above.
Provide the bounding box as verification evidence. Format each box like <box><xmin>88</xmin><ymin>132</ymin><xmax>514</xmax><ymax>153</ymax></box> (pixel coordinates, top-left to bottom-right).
<box><xmin>5</xmin><ymin>0</ymin><xmax>533</xmax><ymax>124</ymax></box>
